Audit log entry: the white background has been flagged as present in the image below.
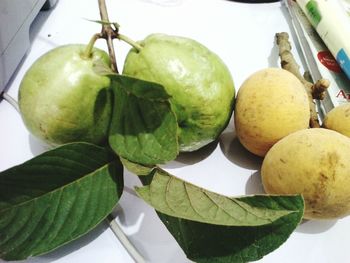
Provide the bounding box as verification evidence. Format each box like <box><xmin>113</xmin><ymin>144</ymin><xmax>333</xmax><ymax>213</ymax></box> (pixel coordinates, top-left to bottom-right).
<box><xmin>1</xmin><ymin>0</ymin><xmax>350</xmax><ymax>262</ymax></box>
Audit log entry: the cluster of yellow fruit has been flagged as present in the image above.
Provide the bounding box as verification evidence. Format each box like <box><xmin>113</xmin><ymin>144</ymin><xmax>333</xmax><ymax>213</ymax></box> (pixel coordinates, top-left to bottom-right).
<box><xmin>234</xmin><ymin>68</ymin><xmax>350</xmax><ymax>220</ymax></box>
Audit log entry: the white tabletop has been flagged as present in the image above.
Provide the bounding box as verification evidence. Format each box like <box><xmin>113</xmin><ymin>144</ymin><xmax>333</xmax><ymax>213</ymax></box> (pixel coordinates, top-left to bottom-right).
<box><xmin>1</xmin><ymin>0</ymin><xmax>350</xmax><ymax>262</ymax></box>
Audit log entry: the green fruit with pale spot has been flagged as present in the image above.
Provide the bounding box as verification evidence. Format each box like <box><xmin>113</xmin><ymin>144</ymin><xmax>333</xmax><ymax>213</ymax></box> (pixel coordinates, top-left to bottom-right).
<box><xmin>18</xmin><ymin>44</ymin><xmax>112</xmax><ymax>146</ymax></box>
<box><xmin>122</xmin><ymin>34</ymin><xmax>235</xmax><ymax>151</ymax></box>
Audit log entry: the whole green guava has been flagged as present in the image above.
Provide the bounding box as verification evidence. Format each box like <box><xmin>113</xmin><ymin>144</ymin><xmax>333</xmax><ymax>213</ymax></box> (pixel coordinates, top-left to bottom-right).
<box><xmin>122</xmin><ymin>34</ymin><xmax>235</xmax><ymax>151</ymax></box>
<box><xmin>18</xmin><ymin>44</ymin><xmax>112</xmax><ymax>146</ymax></box>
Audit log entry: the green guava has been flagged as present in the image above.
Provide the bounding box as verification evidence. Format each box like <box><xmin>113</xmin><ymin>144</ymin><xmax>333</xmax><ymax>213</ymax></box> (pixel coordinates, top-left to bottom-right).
<box><xmin>122</xmin><ymin>34</ymin><xmax>235</xmax><ymax>151</ymax></box>
<box><xmin>18</xmin><ymin>44</ymin><xmax>112</xmax><ymax>146</ymax></box>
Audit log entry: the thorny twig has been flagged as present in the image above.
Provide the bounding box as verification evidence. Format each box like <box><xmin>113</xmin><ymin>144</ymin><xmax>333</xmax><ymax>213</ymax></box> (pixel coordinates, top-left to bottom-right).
<box><xmin>275</xmin><ymin>32</ymin><xmax>330</xmax><ymax>128</ymax></box>
<box><xmin>98</xmin><ymin>0</ymin><xmax>119</xmax><ymax>73</ymax></box>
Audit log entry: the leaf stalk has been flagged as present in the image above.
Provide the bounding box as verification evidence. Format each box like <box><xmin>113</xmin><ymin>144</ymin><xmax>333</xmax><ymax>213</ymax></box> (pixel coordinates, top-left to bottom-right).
<box><xmin>118</xmin><ymin>34</ymin><xmax>143</xmax><ymax>52</ymax></box>
<box><xmin>82</xmin><ymin>33</ymin><xmax>102</xmax><ymax>59</ymax></box>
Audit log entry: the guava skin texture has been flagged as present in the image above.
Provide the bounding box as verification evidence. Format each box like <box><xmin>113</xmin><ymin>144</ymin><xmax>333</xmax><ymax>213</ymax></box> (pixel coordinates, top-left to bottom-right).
<box><xmin>122</xmin><ymin>34</ymin><xmax>235</xmax><ymax>152</ymax></box>
<box><xmin>18</xmin><ymin>44</ymin><xmax>112</xmax><ymax>146</ymax></box>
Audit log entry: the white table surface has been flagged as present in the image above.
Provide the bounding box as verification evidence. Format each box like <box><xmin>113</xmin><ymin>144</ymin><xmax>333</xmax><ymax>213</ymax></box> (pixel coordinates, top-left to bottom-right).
<box><xmin>1</xmin><ymin>0</ymin><xmax>350</xmax><ymax>262</ymax></box>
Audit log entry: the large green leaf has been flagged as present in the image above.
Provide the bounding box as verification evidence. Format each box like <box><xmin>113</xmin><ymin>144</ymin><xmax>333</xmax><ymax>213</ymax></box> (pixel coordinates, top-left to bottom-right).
<box><xmin>136</xmin><ymin>168</ymin><xmax>302</xmax><ymax>226</ymax></box>
<box><xmin>108</xmin><ymin>75</ymin><xmax>179</xmax><ymax>165</ymax></box>
<box><xmin>138</xmin><ymin>168</ymin><xmax>304</xmax><ymax>262</ymax></box>
<box><xmin>158</xmin><ymin>206</ymin><xmax>302</xmax><ymax>263</ymax></box>
<box><xmin>0</xmin><ymin>142</ymin><xmax>123</xmax><ymax>261</ymax></box>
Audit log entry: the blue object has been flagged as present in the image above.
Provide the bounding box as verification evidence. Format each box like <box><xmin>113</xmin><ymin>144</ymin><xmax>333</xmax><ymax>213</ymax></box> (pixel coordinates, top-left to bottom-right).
<box><xmin>337</xmin><ymin>48</ymin><xmax>350</xmax><ymax>80</ymax></box>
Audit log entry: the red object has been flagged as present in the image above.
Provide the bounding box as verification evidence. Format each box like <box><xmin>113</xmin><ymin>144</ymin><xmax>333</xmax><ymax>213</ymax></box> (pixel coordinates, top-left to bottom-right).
<box><xmin>317</xmin><ymin>51</ymin><xmax>342</xmax><ymax>73</ymax></box>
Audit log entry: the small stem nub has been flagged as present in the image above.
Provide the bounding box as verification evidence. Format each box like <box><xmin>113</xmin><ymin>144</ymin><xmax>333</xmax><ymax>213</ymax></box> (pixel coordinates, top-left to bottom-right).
<box><xmin>118</xmin><ymin>34</ymin><xmax>143</xmax><ymax>52</ymax></box>
<box><xmin>82</xmin><ymin>33</ymin><xmax>101</xmax><ymax>59</ymax></box>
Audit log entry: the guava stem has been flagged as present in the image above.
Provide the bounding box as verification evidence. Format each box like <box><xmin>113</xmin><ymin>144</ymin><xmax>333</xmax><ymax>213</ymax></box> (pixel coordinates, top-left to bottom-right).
<box><xmin>275</xmin><ymin>32</ymin><xmax>329</xmax><ymax>128</ymax></box>
<box><xmin>82</xmin><ymin>33</ymin><xmax>102</xmax><ymax>59</ymax></box>
<box><xmin>118</xmin><ymin>34</ymin><xmax>143</xmax><ymax>52</ymax></box>
<box><xmin>1</xmin><ymin>92</ymin><xmax>19</xmax><ymax>112</ymax></box>
<box><xmin>98</xmin><ymin>0</ymin><xmax>110</xmax><ymax>23</ymax></box>
<box><xmin>98</xmin><ymin>0</ymin><xmax>118</xmax><ymax>72</ymax></box>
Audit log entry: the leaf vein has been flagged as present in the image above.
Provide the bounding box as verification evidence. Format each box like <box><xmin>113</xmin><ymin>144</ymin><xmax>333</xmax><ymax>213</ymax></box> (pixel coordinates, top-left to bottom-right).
<box><xmin>164</xmin><ymin>176</ymin><xmax>180</xmax><ymax>214</ymax></box>
<box><xmin>184</xmin><ymin>183</ymin><xmax>205</xmax><ymax>219</ymax></box>
<box><xmin>203</xmin><ymin>191</ymin><xmax>235</xmax><ymax>222</ymax></box>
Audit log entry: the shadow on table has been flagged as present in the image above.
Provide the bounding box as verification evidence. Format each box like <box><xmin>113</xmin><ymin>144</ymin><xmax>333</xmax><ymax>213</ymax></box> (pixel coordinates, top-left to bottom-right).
<box><xmin>219</xmin><ymin>128</ymin><xmax>263</xmax><ymax>170</ymax></box>
<box><xmin>162</xmin><ymin>138</ymin><xmax>219</xmax><ymax>169</ymax></box>
<box><xmin>28</xmin><ymin>134</ymin><xmax>50</xmax><ymax>156</ymax></box>
<box><xmin>296</xmin><ymin>219</ymin><xmax>337</xmax><ymax>234</ymax></box>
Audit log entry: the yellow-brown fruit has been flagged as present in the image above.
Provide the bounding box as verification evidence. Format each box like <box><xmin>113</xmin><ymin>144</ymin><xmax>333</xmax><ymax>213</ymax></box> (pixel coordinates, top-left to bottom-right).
<box><xmin>323</xmin><ymin>103</ymin><xmax>350</xmax><ymax>138</ymax></box>
<box><xmin>261</xmin><ymin>128</ymin><xmax>350</xmax><ymax>220</ymax></box>
<box><xmin>234</xmin><ymin>68</ymin><xmax>310</xmax><ymax>156</ymax></box>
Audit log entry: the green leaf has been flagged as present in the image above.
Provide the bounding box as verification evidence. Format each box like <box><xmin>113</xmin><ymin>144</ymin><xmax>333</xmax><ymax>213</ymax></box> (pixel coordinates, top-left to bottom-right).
<box><xmin>108</xmin><ymin>75</ymin><xmax>179</xmax><ymax>165</ymax></box>
<box><xmin>0</xmin><ymin>143</ymin><xmax>123</xmax><ymax>261</ymax></box>
<box><xmin>136</xmin><ymin>168</ymin><xmax>302</xmax><ymax>226</ymax></box>
<box><xmin>158</xmin><ymin>207</ymin><xmax>303</xmax><ymax>263</ymax></box>
<box><xmin>138</xmin><ymin>169</ymin><xmax>304</xmax><ymax>262</ymax></box>
<box><xmin>120</xmin><ymin>157</ymin><xmax>155</xmax><ymax>176</ymax></box>
<box><xmin>85</xmin><ymin>19</ymin><xmax>120</xmax><ymax>29</ymax></box>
